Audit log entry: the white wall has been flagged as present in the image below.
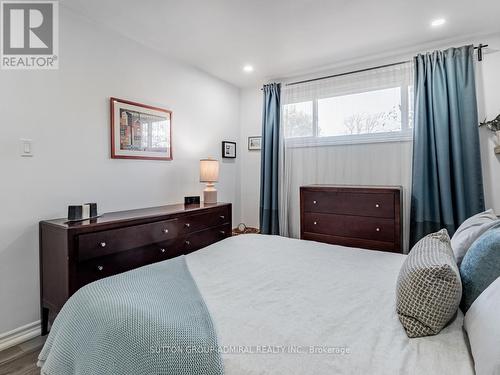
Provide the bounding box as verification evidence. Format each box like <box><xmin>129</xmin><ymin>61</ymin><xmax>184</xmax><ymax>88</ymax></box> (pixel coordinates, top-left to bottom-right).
<box><xmin>239</xmin><ymin>88</ymin><xmax>262</xmax><ymax>228</ymax></box>
<box><xmin>0</xmin><ymin>7</ymin><xmax>240</xmax><ymax>336</ymax></box>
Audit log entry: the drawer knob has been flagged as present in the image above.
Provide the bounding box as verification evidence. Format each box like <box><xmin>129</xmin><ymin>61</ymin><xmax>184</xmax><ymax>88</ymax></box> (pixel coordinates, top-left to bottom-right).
<box><xmin>313</xmin><ymin>221</ymin><xmax>317</xmax><ymax>225</ymax></box>
<box><xmin>185</xmin><ymin>240</ymin><xmax>191</xmax><ymax>246</ymax></box>
<box><xmin>185</xmin><ymin>223</ymin><xmax>191</xmax><ymax>228</ymax></box>
<box><xmin>97</xmin><ymin>265</ymin><xmax>104</xmax><ymax>271</ymax></box>
<box><xmin>375</xmin><ymin>204</ymin><xmax>380</xmax><ymax>208</ymax></box>
<box><xmin>160</xmin><ymin>248</ymin><xmax>166</xmax><ymax>253</ymax></box>
<box><xmin>99</xmin><ymin>242</ymin><xmax>106</xmax><ymax>248</ymax></box>
<box><xmin>220</xmin><ymin>215</ymin><xmax>225</xmax><ymax>220</ymax></box>
<box><xmin>313</xmin><ymin>200</ymin><xmax>317</xmax><ymax>204</ymax></box>
<box><xmin>219</xmin><ymin>230</ymin><xmax>225</xmax><ymax>235</ymax></box>
<box><xmin>376</xmin><ymin>228</ymin><xmax>381</xmax><ymax>232</ymax></box>
<box><xmin>163</xmin><ymin>228</ymin><xmax>169</xmax><ymax>234</ymax></box>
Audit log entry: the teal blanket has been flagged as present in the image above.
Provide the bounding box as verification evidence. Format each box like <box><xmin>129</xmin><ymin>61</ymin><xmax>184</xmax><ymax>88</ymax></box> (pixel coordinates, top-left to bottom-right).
<box><xmin>38</xmin><ymin>256</ymin><xmax>224</xmax><ymax>375</ymax></box>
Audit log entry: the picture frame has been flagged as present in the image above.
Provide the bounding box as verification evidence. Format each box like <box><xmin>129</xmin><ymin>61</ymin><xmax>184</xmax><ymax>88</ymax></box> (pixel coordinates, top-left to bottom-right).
<box><xmin>110</xmin><ymin>97</ymin><xmax>172</xmax><ymax>160</ymax></box>
<box><xmin>248</xmin><ymin>136</ymin><xmax>262</xmax><ymax>150</ymax></box>
<box><xmin>222</xmin><ymin>141</ymin><xmax>236</xmax><ymax>158</ymax></box>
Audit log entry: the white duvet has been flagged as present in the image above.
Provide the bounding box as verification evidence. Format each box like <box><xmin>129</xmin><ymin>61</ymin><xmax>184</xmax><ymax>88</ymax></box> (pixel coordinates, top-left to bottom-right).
<box><xmin>187</xmin><ymin>234</ymin><xmax>474</xmax><ymax>375</ymax></box>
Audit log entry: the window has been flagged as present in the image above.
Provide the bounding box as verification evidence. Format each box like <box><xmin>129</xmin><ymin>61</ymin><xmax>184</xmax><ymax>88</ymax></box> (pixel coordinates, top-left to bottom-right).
<box><xmin>283</xmin><ymin>101</ymin><xmax>313</xmax><ymax>138</ymax></box>
<box><xmin>318</xmin><ymin>87</ymin><xmax>403</xmax><ymax>136</ymax></box>
<box><xmin>282</xmin><ymin>63</ymin><xmax>414</xmax><ymax>145</ymax></box>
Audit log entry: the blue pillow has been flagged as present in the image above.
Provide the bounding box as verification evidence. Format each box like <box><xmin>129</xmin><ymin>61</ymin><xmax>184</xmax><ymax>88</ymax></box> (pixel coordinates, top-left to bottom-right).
<box><xmin>460</xmin><ymin>223</ymin><xmax>500</xmax><ymax>312</ymax></box>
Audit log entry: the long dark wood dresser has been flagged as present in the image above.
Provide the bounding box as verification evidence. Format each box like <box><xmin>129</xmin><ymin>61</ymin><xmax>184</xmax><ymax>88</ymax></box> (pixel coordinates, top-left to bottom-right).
<box><xmin>39</xmin><ymin>202</ymin><xmax>232</xmax><ymax>335</ymax></box>
<box><xmin>300</xmin><ymin>185</ymin><xmax>402</xmax><ymax>253</ymax></box>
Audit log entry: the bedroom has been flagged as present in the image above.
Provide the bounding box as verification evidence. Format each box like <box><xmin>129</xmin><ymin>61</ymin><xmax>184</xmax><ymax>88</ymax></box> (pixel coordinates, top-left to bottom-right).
<box><xmin>0</xmin><ymin>0</ymin><xmax>499</xmax><ymax>374</ymax></box>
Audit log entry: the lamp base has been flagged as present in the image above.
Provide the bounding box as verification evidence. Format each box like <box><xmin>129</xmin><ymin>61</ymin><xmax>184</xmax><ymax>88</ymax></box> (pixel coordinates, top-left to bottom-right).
<box><xmin>203</xmin><ymin>185</ymin><xmax>217</xmax><ymax>204</ymax></box>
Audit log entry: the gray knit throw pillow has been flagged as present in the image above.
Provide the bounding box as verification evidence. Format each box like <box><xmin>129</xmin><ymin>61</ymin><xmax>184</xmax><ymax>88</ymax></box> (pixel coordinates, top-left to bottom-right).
<box><xmin>396</xmin><ymin>229</ymin><xmax>462</xmax><ymax>338</ymax></box>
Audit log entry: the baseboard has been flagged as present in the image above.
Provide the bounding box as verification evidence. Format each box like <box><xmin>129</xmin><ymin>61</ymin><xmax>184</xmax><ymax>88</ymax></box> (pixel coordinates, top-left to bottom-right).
<box><xmin>0</xmin><ymin>321</ymin><xmax>41</xmax><ymax>352</ymax></box>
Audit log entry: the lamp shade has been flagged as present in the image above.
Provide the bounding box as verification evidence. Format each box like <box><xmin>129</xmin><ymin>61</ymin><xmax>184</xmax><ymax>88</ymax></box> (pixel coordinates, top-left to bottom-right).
<box><xmin>200</xmin><ymin>158</ymin><xmax>219</xmax><ymax>183</ymax></box>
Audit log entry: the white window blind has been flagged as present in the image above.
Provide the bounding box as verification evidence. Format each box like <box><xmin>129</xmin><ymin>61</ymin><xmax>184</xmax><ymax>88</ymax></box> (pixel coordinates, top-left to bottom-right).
<box><xmin>281</xmin><ymin>62</ymin><xmax>414</xmax><ymax>146</ymax></box>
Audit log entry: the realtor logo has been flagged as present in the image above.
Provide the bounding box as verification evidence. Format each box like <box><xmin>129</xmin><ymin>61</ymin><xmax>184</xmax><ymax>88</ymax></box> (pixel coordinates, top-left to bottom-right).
<box><xmin>1</xmin><ymin>1</ymin><xmax>58</xmax><ymax>69</ymax></box>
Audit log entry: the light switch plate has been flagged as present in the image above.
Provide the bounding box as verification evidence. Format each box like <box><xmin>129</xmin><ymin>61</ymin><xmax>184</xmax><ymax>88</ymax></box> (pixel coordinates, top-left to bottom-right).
<box><xmin>20</xmin><ymin>139</ymin><xmax>33</xmax><ymax>157</ymax></box>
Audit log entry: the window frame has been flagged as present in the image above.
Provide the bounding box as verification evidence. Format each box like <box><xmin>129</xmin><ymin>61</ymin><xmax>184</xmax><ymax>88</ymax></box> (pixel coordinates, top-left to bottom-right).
<box><xmin>283</xmin><ymin>74</ymin><xmax>414</xmax><ymax>147</ymax></box>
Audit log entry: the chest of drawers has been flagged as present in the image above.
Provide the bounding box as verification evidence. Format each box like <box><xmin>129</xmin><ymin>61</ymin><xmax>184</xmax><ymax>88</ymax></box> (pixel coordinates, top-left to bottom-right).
<box><xmin>39</xmin><ymin>202</ymin><xmax>231</xmax><ymax>335</ymax></box>
<box><xmin>300</xmin><ymin>185</ymin><xmax>401</xmax><ymax>253</ymax></box>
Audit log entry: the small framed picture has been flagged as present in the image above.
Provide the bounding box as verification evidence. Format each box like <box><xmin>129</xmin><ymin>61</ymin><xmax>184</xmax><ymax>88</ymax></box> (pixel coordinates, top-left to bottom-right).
<box><xmin>110</xmin><ymin>97</ymin><xmax>172</xmax><ymax>160</ymax></box>
<box><xmin>248</xmin><ymin>136</ymin><xmax>261</xmax><ymax>150</ymax></box>
<box><xmin>222</xmin><ymin>141</ymin><xmax>236</xmax><ymax>158</ymax></box>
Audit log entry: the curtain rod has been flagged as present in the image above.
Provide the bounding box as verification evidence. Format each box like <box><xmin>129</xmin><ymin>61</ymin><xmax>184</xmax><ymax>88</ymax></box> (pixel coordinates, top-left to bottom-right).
<box><xmin>285</xmin><ymin>60</ymin><xmax>409</xmax><ymax>87</ymax></box>
<box><xmin>274</xmin><ymin>44</ymin><xmax>488</xmax><ymax>88</ymax></box>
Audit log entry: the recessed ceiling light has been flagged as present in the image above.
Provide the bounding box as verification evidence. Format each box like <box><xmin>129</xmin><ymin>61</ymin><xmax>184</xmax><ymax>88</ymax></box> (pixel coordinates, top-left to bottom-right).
<box><xmin>243</xmin><ymin>65</ymin><xmax>254</xmax><ymax>73</ymax></box>
<box><xmin>431</xmin><ymin>18</ymin><xmax>446</xmax><ymax>27</ymax></box>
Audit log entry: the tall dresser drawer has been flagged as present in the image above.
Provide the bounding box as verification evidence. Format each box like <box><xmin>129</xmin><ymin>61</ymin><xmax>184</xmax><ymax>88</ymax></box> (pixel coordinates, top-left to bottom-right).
<box><xmin>302</xmin><ymin>191</ymin><xmax>395</xmax><ymax>218</ymax></box>
<box><xmin>303</xmin><ymin>213</ymin><xmax>395</xmax><ymax>243</ymax></box>
<box><xmin>78</xmin><ymin>219</ymin><xmax>179</xmax><ymax>261</ymax></box>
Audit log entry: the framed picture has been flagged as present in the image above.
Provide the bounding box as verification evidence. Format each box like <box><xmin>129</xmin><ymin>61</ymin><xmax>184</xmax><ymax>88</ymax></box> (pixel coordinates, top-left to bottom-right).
<box><xmin>222</xmin><ymin>141</ymin><xmax>236</xmax><ymax>158</ymax></box>
<box><xmin>248</xmin><ymin>136</ymin><xmax>262</xmax><ymax>150</ymax></box>
<box><xmin>110</xmin><ymin>97</ymin><xmax>172</xmax><ymax>160</ymax></box>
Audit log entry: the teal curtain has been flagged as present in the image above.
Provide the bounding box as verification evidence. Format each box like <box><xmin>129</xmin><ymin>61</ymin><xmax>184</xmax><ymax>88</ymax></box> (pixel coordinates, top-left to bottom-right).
<box><xmin>260</xmin><ymin>83</ymin><xmax>281</xmax><ymax>235</ymax></box>
<box><xmin>410</xmin><ymin>45</ymin><xmax>484</xmax><ymax>246</ymax></box>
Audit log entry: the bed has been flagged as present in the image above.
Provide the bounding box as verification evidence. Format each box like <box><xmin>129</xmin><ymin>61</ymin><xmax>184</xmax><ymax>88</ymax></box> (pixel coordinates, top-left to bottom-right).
<box><xmin>187</xmin><ymin>234</ymin><xmax>474</xmax><ymax>375</ymax></box>
<box><xmin>39</xmin><ymin>234</ymin><xmax>475</xmax><ymax>374</ymax></box>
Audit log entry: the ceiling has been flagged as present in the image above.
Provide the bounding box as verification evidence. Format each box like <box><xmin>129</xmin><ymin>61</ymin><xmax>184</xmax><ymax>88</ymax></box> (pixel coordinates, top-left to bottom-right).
<box><xmin>63</xmin><ymin>0</ymin><xmax>500</xmax><ymax>87</ymax></box>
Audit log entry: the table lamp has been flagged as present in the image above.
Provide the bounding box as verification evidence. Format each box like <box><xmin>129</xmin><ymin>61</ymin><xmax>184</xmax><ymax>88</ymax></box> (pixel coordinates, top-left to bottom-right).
<box><xmin>200</xmin><ymin>158</ymin><xmax>219</xmax><ymax>204</ymax></box>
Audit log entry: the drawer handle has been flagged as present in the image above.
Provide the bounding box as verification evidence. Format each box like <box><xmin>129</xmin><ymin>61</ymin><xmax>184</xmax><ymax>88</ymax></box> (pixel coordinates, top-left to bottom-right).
<box><xmin>185</xmin><ymin>240</ymin><xmax>191</xmax><ymax>246</ymax></box>
<box><xmin>160</xmin><ymin>248</ymin><xmax>166</xmax><ymax>253</ymax></box>
<box><xmin>185</xmin><ymin>223</ymin><xmax>191</xmax><ymax>228</ymax></box>
<box><xmin>313</xmin><ymin>221</ymin><xmax>317</xmax><ymax>225</ymax></box>
<box><xmin>163</xmin><ymin>228</ymin><xmax>169</xmax><ymax>234</ymax></box>
<box><xmin>97</xmin><ymin>265</ymin><xmax>104</xmax><ymax>271</ymax></box>
<box><xmin>219</xmin><ymin>230</ymin><xmax>225</xmax><ymax>235</ymax></box>
<box><xmin>376</xmin><ymin>228</ymin><xmax>381</xmax><ymax>232</ymax></box>
<box><xmin>313</xmin><ymin>200</ymin><xmax>317</xmax><ymax>204</ymax></box>
<box><xmin>99</xmin><ymin>242</ymin><xmax>106</xmax><ymax>248</ymax></box>
<box><xmin>375</xmin><ymin>204</ymin><xmax>380</xmax><ymax>208</ymax></box>
<box><xmin>220</xmin><ymin>215</ymin><xmax>225</xmax><ymax>220</ymax></box>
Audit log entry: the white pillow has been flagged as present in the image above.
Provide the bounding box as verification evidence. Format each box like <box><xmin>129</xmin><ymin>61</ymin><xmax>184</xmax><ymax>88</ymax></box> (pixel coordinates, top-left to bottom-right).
<box><xmin>464</xmin><ymin>277</ymin><xmax>500</xmax><ymax>375</ymax></box>
<box><xmin>451</xmin><ymin>209</ymin><xmax>498</xmax><ymax>265</ymax></box>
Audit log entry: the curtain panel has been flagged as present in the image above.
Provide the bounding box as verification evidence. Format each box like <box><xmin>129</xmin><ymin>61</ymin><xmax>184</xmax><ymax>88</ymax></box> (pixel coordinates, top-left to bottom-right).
<box><xmin>410</xmin><ymin>45</ymin><xmax>485</xmax><ymax>246</ymax></box>
<box><xmin>259</xmin><ymin>83</ymin><xmax>281</xmax><ymax>235</ymax></box>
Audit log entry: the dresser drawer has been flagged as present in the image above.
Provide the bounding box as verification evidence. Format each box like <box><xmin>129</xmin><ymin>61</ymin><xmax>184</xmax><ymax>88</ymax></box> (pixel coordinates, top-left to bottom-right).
<box><xmin>77</xmin><ymin>219</ymin><xmax>179</xmax><ymax>261</ymax></box>
<box><xmin>303</xmin><ymin>212</ymin><xmax>395</xmax><ymax>243</ymax></box>
<box><xmin>302</xmin><ymin>191</ymin><xmax>395</xmax><ymax>218</ymax></box>
<box><xmin>182</xmin><ymin>224</ymin><xmax>231</xmax><ymax>254</ymax></box>
<box><xmin>77</xmin><ymin>242</ymin><xmax>181</xmax><ymax>286</ymax></box>
<box><xmin>302</xmin><ymin>232</ymin><xmax>397</xmax><ymax>252</ymax></box>
<box><xmin>178</xmin><ymin>207</ymin><xmax>230</xmax><ymax>234</ymax></box>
